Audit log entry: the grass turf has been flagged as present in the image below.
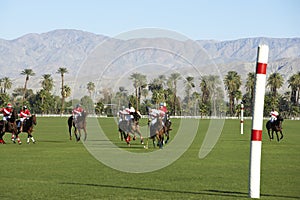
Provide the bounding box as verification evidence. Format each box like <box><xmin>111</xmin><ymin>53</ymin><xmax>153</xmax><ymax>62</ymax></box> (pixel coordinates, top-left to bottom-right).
<box><xmin>0</xmin><ymin>117</ymin><xmax>299</xmax><ymax>199</ymax></box>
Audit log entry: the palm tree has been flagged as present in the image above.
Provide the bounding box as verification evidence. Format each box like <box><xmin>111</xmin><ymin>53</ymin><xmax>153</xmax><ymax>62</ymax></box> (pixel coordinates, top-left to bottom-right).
<box><xmin>224</xmin><ymin>71</ymin><xmax>241</xmax><ymax>116</ymax></box>
<box><xmin>41</xmin><ymin>74</ymin><xmax>54</xmax><ymax>92</ymax></box>
<box><xmin>87</xmin><ymin>81</ymin><xmax>95</xmax><ymax>98</ymax></box>
<box><xmin>149</xmin><ymin>78</ymin><xmax>165</xmax><ymax>105</ymax></box>
<box><xmin>56</xmin><ymin>67</ymin><xmax>68</xmax><ymax>114</ymax></box>
<box><xmin>3</xmin><ymin>77</ymin><xmax>12</xmax><ymax>93</ymax></box>
<box><xmin>168</xmin><ymin>73</ymin><xmax>181</xmax><ymax>115</ymax></box>
<box><xmin>245</xmin><ymin>72</ymin><xmax>255</xmax><ymax>101</ymax></box>
<box><xmin>184</xmin><ymin>76</ymin><xmax>195</xmax><ymax>114</ymax></box>
<box><xmin>200</xmin><ymin>76</ymin><xmax>210</xmax><ymax>104</ymax></box>
<box><xmin>158</xmin><ymin>75</ymin><xmax>167</xmax><ymax>87</ymax></box>
<box><xmin>63</xmin><ymin>85</ymin><xmax>72</xmax><ymax>99</ymax></box>
<box><xmin>129</xmin><ymin>73</ymin><xmax>147</xmax><ymax>110</ymax></box>
<box><xmin>0</xmin><ymin>78</ymin><xmax>3</xmax><ymax>93</ymax></box>
<box><xmin>200</xmin><ymin>75</ymin><xmax>223</xmax><ymax>116</ymax></box>
<box><xmin>40</xmin><ymin>74</ymin><xmax>54</xmax><ymax>114</ymax></box>
<box><xmin>245</xmin><ymin>72</ymin><xmax>255</xmax><ymax>113</ymax></box>
<box><xmin>115</xmin><ymin>86</ymin><xmax>128</xmax><ymax>109</ymax></box>
<box><xmin>267</xmin><ymin>72</ymin><xmax>284</xmax><ymax>97</ymax></box>
<box><xmin>21</xmin><ymin>69</ymin><xmax>35</xmax><ymax>105</ymax></box>
<box><xmin>288</xmin><ymin>72</ymin><xmax>300</xmax><ymax>104</ymax></box>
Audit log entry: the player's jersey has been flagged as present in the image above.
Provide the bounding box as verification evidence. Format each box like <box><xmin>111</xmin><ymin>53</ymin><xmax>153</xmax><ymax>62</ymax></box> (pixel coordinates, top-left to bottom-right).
<box><xmin>1</xmin><ymin>107</ymin><xmax>12</xmax><ymax>116</ymax></box>
<box><xmin>20</xmin><ymin>109</ymin><xmax>31</xmax><ymax>118</ymax></box>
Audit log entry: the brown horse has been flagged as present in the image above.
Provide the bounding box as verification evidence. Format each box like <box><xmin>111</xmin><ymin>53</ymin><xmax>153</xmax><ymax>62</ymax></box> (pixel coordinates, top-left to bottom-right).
<box><xmin>266</xmin><ymin>115</ymin><xmax>284</xmax><ymax>142</ymax></box>
<box><xmin>149</xmin><ymin>114</ymin><xmax>172</xmax><ymax>149</ymax></box>
<box><xmin>0</xmin><ymin>109</ymin><xmax>20</xmax><ymax>144</ymax></box>
<box><xmin>68</xmin><ymin>111</ymin><xmax>88</xmax><ymax>141</ymax></box>
<box><xmin>17</xmin><ymin>115</ymin><xmax>37</xmax><ymax>144</ymax></box>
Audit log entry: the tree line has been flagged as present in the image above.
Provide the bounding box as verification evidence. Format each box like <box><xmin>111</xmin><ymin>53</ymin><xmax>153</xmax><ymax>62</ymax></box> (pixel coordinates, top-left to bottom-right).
<box><xmin>0</xmin><ymin>68</ymin><xmax>299</xmax><ymax>118</ymax></box>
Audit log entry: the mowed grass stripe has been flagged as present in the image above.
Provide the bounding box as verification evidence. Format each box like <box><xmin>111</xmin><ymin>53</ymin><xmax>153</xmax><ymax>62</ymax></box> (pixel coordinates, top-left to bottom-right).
<box><xmin>0</xmin><ymin>117</ymin><xmax>299</xmax><ymax>200</ymax></box>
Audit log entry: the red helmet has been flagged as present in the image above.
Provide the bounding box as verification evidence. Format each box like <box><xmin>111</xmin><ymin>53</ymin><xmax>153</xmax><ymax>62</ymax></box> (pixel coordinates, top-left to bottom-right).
<box><xmin>7</xmin><ymin>103</ymin><xmax>12</xmax><ymax>108</ymax></box>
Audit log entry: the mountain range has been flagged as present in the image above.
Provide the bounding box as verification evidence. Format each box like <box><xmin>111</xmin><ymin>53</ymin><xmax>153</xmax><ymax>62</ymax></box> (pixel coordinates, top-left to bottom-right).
<box><xmin>0</xmin><ymin>29</ymin><xmax>299</xmax><ymax>99</ymax></box>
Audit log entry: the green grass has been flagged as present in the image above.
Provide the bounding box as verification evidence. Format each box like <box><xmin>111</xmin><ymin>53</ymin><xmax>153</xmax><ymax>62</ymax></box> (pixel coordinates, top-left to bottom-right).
<box><xmin>0</xmin><ymin>117</ymin><xmax>299</xmax><ymax>200</ymax></box>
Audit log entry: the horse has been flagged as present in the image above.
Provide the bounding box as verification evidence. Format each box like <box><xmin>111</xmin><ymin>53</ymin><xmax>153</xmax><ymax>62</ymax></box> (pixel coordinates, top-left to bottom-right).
<box><xmin>68</xmin><ymin>111</ymin><xmax>88</xmax><ymax>141</ymax></box>
<box><xmin>162</xmin><ymin>112</ymin><xmax>172</xmax><ymax>144</ymax></box>
<box><xmin>17</xmin><ymin>115</ymin><xmax>37</xmax><ymax>144</ymax></box>
<box><xmin>266</xmin><ymin>115</ymin><xmax>284</xmax><ymax>142</ymax></box>
<box><xmin>0</xmin><ymin>109</ymin><xmax>20</xmax><ymax>144</ymax></box>
<box><xmin>118</xmin><ymin>111</ymin><xmax>144</xmax><ymax>146</ymax></box>
<box><xmin>149</xmin><ymin>114</ymin><xmax>172</xmax><ymax>149</ymax></box>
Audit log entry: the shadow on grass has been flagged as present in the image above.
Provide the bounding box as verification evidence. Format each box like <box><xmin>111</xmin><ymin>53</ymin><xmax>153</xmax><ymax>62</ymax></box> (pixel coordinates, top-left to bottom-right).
<box><xmin>60</xmin><ymin>182</ymin><xmax>299</xmax><ymax>199</ymax></box>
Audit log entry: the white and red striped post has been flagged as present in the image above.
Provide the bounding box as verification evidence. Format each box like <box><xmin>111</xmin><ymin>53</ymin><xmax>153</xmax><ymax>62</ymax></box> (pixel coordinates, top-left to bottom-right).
<box><xmin>249</xmin><ymin>45</ymin><xmax>269</xmax><ymax>198</ymax></box>
<box><xmin>240</xmin><ymin>102</ymin><xmax>244</xmax><ymax>135</ymax></box>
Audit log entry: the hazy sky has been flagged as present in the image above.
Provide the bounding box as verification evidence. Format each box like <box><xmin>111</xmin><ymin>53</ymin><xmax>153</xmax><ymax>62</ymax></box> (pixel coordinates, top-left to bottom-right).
<box><xmin>1</xmin><ymin>0</ymin><xmax>299</xmax><ymax>40</ymax></box>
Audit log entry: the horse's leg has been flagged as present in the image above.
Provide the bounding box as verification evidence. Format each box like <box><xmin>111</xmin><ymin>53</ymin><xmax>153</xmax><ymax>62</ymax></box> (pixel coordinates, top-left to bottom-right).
<box><xmin>74</xmin><ymin>128</ymin><xmax>80</xmax><ymax>141</ymax></box>
<box><xmin>8</xmin><ymin>124</ymin><xmax>16</xmax><ymax>143</ymax></box>
<box><xmin>276</xmin><ymin>131</ymin><xmax>280</xmax><ymax>142</ymax></box>
<box><xmin>165</xmin><ymin>129</ymin><xmax>170</xmax><ymax>144</ymax></box>
<box><xmin>155</xmin><ymin>131</ymin><xmax>163</xmax><ymax>149</ymax></box>
<box><xmin>158</xmin><ymin>134</ymin><xmax>163</xmax><ymax>149</ymax></box>
<box><xmin>135</xmin><ymin>125</ymin><xmax>144</xmax><ymax>144</ymax></box>
<box><xmin>12</xmin><ymin>124</ymin><xmax>21</xmax><ymax>144</ymax></box>
<box><xmin>271</xmin><ymin>129</ymin><xmax>275</xmax><ymax>141</ymax></box>
<box><xmin>15</xmin><ymin>132</ymin><xmax>22</xmax><ymax>144</ymax></box>
<box><xmin>27</xmin><ymin>130</ymin><xmax>36</xmax><ymax>144</ymax></box>
<box><xmin>0</xmin><ymin>131</ymin><xmax>5</xmax><ymax>144</ymax></box>
<box><xmin>83</xmin><ymin>128</ymin><xmax>87</xmax><ymax>141</ymax></box>
<box><xmin>122</xmin><ymin>131</ymin><xmax>127</xmax><ymax>141</ymax></box>
<box><xmin>279</xmin><ymin>130</ymin><xmax>283</xmax><ymax>140</ymax></box>
<box><xmin>125</xmin><ymin>133</ymin><xmax>131</xmax><ymax>145</ymax></box>
<box><xmin>68</xmin><ymin>125</ymin><xmax>72</xmax><ymax>140</ymax></box>
<box><xmin>267</xmin><ymin>129</ymin><xmax>272</xmax><ymax>141</ymax></box>
<box><xmin>152</xmin><ymin>137</ymin><xmax>156</xmax><ymax>148</ymax></box>
<box><xmin>132</xmin><ymin>124</ymin><xmax>137</xmax><ymax>141</ymax></box>
<box><xmin>78</xmin><ymin>129</ymin><xmax>82</xmax><ymax>141</ymax></box>
<box><xmin>68</xmin><ymin>117</ymin><xmax>73</xmax><ymax>140</ymax></box>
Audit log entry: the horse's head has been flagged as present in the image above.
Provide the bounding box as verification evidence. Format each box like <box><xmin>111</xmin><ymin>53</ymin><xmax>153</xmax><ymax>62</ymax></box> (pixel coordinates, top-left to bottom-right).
<box><xmin>32</xmin><ymin>114</ymin><xmax>37</xmax><ymax>125</ymax></box>
<box><xmin>274</xmin><ymin>115</ymin><xmax>283</xmax><ymax>129</ymax></box>
<box><xmin>82</xmin><ymin>111</ymin><xmax>88</xmax><ymax>118</ymax></box>
<box><xmin>277</xmin><ymin>115</ymin><xmax>284</xmax><ymax>122</ymax></box>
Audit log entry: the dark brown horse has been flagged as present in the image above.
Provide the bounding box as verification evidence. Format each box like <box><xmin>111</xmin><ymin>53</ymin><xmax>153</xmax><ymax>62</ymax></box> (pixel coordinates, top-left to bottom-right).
<box><xmin>149</xmin><ymin>114</ymin><xmax>172</xmax><ymax>149</ymax></box>
<box><xmin>0</xmin><ymin>109</ymin><xmax>20</xmax><ymax>144</ymax></box>
<box><xmin>266</xmin><ymin>115</ymin><xmax>284</xmax><ymax>142</ymax></box>
<box><xmin>17</xmin><ymin>115</ymin><xmax>37</xmax><ymax>144</ymax></box>
<box><xmin>68</xmin><ymin>111</ymin><xmax>88</xmax><ymax>141</ymax></box>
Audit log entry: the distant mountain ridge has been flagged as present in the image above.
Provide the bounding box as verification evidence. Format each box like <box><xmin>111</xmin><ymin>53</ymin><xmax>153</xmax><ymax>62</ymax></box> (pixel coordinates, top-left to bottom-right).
<box><xmin>0</xmin><ymin>29</ymin><xmax>299</xmax><ymax>97</ymax></box>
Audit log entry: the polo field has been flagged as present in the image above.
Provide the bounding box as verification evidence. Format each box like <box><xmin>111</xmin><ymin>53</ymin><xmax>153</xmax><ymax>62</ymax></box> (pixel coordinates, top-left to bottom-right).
<box><xmin>0</xmin><ymin>117</ymin><xmax>299</xmax><ymax>200</ymax></box>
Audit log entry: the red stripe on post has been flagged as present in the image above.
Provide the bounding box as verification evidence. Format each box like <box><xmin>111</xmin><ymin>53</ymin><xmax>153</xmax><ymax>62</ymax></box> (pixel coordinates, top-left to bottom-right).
<box><xmin>251</xmin><ymin>129</ymin><xmax>262</xmax><ymax>141</ymax></box>
<box><xmin>256</xmin><ymin>63</ymin><xmax>267</xmax><ymax>74</ymax></box>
